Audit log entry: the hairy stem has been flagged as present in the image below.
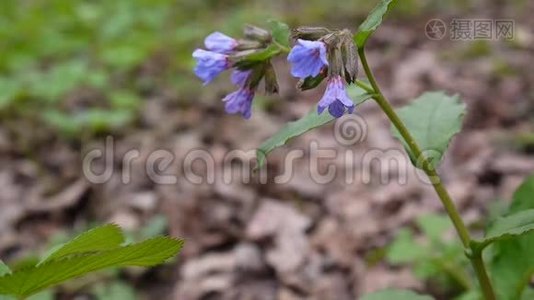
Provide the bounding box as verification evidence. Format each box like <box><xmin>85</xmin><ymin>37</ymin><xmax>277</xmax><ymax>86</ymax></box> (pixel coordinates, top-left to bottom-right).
<box><xmin>358</xmin><ymin>47</ymin><xmax>496</xmax><ymax>300</ymax></box>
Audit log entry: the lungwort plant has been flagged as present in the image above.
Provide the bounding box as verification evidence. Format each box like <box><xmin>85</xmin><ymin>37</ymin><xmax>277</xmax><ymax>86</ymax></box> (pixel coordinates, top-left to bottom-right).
<box><xmin>193</xmin><ymin>0</ymin><xmax>534</xmax><ymax>299</ymax></box>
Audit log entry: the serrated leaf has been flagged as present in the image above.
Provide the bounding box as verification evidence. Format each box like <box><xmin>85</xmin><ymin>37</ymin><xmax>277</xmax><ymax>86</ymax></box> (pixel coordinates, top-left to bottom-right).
<box><xmin>268</xmin><ymin>20</ymin><xmax>290</xmax><ymax>48</ymax></box>
<box><xmin>489</xmin><ymin>173</ymin><xmax>534</xmax><ymax>300</ymax></box>
<box><xmin>392</xmin><ymin>92</ymin><xmax>465</xmax><ymax>169</ymax></box>
<box><xmin>354</xmin><ymin>0</ymin><xmax>397</xmax><ymax>48</ymax></box>
<box><xmin>479</xmin><ymin>209</ymin><xmax>534</xmax><ymax>248</ymax></box>
<box><xmin>40</xmin><ymin>224</ymin><xmax>124</xmax><ymax>264</ymax></box>
<box><xmin>256</xmin><ymin>86</ymin><xmax>373</xmax><ymax>168</ymax></box>
<box><xmin>361</xmin><ymin>289</ymin><xmax>434</xmax><ymax>300</ymax></box>
<box><xmin>0</xmin><ymin>237</ymin><xmax>183</xmax><ymax>298</ymax></box>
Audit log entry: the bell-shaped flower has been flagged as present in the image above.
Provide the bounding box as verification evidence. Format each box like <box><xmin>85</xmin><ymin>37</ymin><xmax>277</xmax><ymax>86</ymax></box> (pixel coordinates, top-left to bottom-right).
<box><xmin>287</xmin><ymin>39</ymin><xmax>328</xmax><ymax>79</ymax></box>
<box><xmin>204</xmin><ymin>32</ymin><xmax>237</xmax><ymax>53</ymax></box>
<box><xmin>231</xmin><ymin>69</ymin><xmax>252</xmax><ymax>87</ymax></box>
<box><xmin>317</xmin><ymin>76</ymin><xmax>354</xmax><ymax>118</ymax></box>
<box><xmin>193</xmin><ymin>49</ymin><xmax>230</xmax><ymax>84</ymax></box>
<box><xmin>223</xmin><ymin>87</ymin><xmax>255</xmax><ymax>119</ymax></box>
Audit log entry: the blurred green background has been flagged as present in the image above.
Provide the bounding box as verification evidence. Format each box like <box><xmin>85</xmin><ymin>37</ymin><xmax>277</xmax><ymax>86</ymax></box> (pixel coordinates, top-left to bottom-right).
<box><xmin>2</xmin><ymin>0</ymin><xmax>521</xmax><ymax>139</ymax></box>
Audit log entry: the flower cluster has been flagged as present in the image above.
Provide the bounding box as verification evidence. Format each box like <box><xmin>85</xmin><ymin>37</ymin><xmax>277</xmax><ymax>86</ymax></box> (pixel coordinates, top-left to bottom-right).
<box><xmin>193</xmin><ymin>26</ymin><xmax>359</xmax><ymax>119</ymax></box>
<box><xmin>287</xmin><ymin>28</ymin><xmax>359</xmax><ymax>118</ymax></box>
<box><xmin>193</xmin><ymin>28</ymin><xmax>278</xmax><ymax>119</ymax></box>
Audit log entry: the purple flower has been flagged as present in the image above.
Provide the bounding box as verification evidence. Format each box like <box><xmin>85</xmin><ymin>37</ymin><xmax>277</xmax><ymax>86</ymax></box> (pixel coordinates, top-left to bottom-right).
<box><xmin>223</xmin><ymin>88</ymin><xmax>255</xmax><ymax>119</ymax></box>
<box><xmin>317</xmin><ymin>76</ymin><xmax>354</xmax><ymax>118</ymax></box>
<box><xmin>193</xmin><ymin>49</ymin><xmax>230</xmax><ymax>84</ymax></box>
<box><xmin>204</xmin><ymin>31</ymin><xmax>237</xmax><ymax>53</ymax></box>
<box><xmin>231</xmin><ymin>69</ymin><xmax>252</xmax><ymax>87</ymax></box>
<box><xmin>287</xmin><ymin>39</ymin><xmax>328</xmax><ymax>79</ymax></box>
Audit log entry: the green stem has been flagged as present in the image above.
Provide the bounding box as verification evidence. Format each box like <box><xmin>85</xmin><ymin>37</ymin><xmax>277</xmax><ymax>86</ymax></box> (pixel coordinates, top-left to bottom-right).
<box><xmin>355</xmin><ymin>79</ymin><xmax>375</xmax><ymax>94</ymax></box>
<box><xmin>471</xmin><ymin>253</ymin><xmax>497</xmax><ymax>300</ymax></box>
<box><xmin>358</xmin><ymin>47</ymin><xmax>496</xmax><ymax>300</ymax></box>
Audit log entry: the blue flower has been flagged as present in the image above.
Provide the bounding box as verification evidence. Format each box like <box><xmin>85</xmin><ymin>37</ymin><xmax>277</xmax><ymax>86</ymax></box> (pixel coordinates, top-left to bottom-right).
<box><xmin>287</xmin><ymin>39</ymin><xmax>328</xmax><ymax>79</ymax></box>
<box><xmin>231</xmin><ymin>69</ymin><xmax>252</xmax><ymax>87</ymax></box>
<box><xmin>317</xmin><ymin>76</ymin><xmax>354</xmax><ymax>118</ymax></box>
<box><xmin>223</xmin><ymin>88</ymin><xmax>255</xmax><ymax>119</ymax></box>
<box><xmin>193</xmin><ymin>49</ymin><xmax>230</xmax><ymax>84</ymax></box>
<box><xmin>204</xmin><ymin>32</ymin><xmax>237</xmax><ymax>53</ymax></box>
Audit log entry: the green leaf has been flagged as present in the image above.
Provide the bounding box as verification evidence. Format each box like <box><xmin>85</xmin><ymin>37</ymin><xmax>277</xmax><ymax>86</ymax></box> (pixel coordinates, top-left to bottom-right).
<box><xmin>413</xmin><ymin>260</ymin><xmax>441</xmax><ymax>281</ymax></box>
<box><xmin>77</xmin><ymin>109</ymin><xmax>134</xmax><ymax>133</ymax></box>
<box><xmin>268</xmin><ymin>20</ymin><xmax>290</xmax><ymax>48</ymax></box>
<box><xmin>354</xmin><ymin>0</ymin><xmax>397</xmax><ymax>48</ymax></box>
<box><xmin>0</xmin><ymin>237</ymin><xmax>183</xmax><ymax>298</ymax></box>
<box><xmin>40</xmin><ymin>224</ymin><xmax>124</xmax><ymax>264</ymax></box>
<box><xmin>27</xmin><ymin>290</ymin><xmax>54</xmax><ymax>300</ymax></box>
<box><xmin>9</xmin><ymin>257</ymin><xmax>40</xmax><ymax>273</ymax></box>
<box><xmin>233</xmin><ymin>45</ymin><xmax>280</xmax><ymax>69</ymax></box>
<box><xmin>43</xmin><ymin>109</ymin><xmax>134</xmax><ymax>136</ymax></box>
<box><xmin>26</xmin><ymin>61</ymin><xmax>88</xmax><ymax>102</ymax></box>
<box><xmin>110</xmin><ymin>90</ymin><xmax>141</xmax><ymax>110</ymax></box>
<box><xmin>0</xmin><ymin>261</ymin><xmax>10</xmax><ymax>277</ymax></box>
<box><xmin>478</xmin><ymin>209</ymin><xmax>534</xmax><ymax>248</ymax></box>
<box><xmin>489</xmin><ymin>173</ymin><xmax>534</xmax><ymax>300</ymax></box>
<box><xmin>455</xmin><ymin>290</ymin><xmax>482</xmax><ymax>300</ymax></box>
<box><xmin>386</xmin><ymin>216</ymin><xmax>469</xmax><ymax>289</ymax></box>
<box><xmin>361</xmin><ymin>289</ymin><xmax>434</xmax><ymax>300</ymax></box>
<box><xmin>297</xmin><ymin>74</ymin><xmax>326</xmax><ymax>91</ymax></box>
<box><xmin>101</xmin><ymin>45</ymin><xmax>148</xmax><ymax>70</ymax></box>
<box><xmin>236</xmin><ymin>45</ymin><xmax>278</xmax><ymax>62</ymax></box>
<box><xmin>509</xmin><ymin>173</ymin><xmax>534</xmax><ymax>213</ymax></box>
<box><xmin>392</xmin><ymin>92</ymin><xmax>465</xmax><ymax>169</ymax></box>
<box><xmin>386</xmin><ymin>229</ymin><xmax>427</xmax><ymax>264</ymax></box>
<box><xmin>42</xmin><ymin>110</ymin><xmax>79</xmax><ymax>136</ymax></box>
<box><xmin>416</xmin><ymin>214</ymin><xmax>452</xmax><ymax>242</ymax></box>
<box><xmin>490</xmin><ymin>236</ymin><xmax>534</xmax><ymax>300</ymax></box>
<box><xmin>521</xmin><ymin>288</ymin><xmax>534</xmax><ymax>300</ymax></box>
<box><xmin>93</xmin><ymin>281</ymin><xmax>136</xmax><ymax>300</ymax></box>
<box><xmin>0</xmin><ymin>77</ymin><xmax>20</xmax><ymax>110</ymax></box>
<box><xmin>256</xmin><ymin>86</ymin><xmax>373</xmax><ymax>168</ymax></box>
